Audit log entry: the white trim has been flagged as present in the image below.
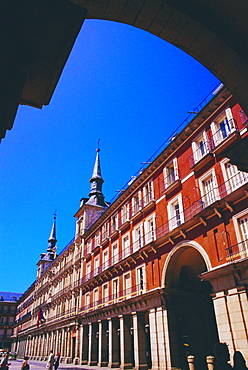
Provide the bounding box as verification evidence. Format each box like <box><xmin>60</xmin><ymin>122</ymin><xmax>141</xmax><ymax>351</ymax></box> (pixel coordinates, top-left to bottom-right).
<box><xmin>161</xmin><ymin>240</ymin><xmax>212</xmax><ymax>288</ymax></box>
<box><xmin>181</xmin><ymin>171</ymin><xmax>194</xmax><ymax>184</ymax></box>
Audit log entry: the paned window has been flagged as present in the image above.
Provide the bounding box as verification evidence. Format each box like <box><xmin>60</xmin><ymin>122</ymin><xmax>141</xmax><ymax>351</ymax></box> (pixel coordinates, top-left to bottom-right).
<box><xmin>123</xmin><ymin>234</ymin><xmax>130</xmax><ymax>258</ymax></box>
<box><xmin>168</xmin><ymin>194</ymin><xmax>184</xmax><ymax>230</ymax></box>
<box><xmin>121</xmin><ymin>203</ymin><xmax>129</xmax><ymax>223</ymax></box>
<box><xmin>133</xmin><ymin>224</ymin><xmax>143</xmax><ymax>252</ymax></box>
<box><xmin>143</xmin><ymin>181</ymin><xmax>154</xmax><ymax>205</ymax></box>
<box><xmin>199</xmin><ymin>171</ymin><xmax>219</xmax><ymax>208</ymax></box>
<box><xmin>136</xmin><ymin>265</ymin><xmax>146</xmax><ymax>293</ymax></box>
<box><xmin>123</xmin><ymin>272</ymin><xmax>131</xmax><ymax>299</ymax></box>
<box><xmin>191</xmin><ymin>131</ymin><xmax>209</xmax><ymax>164</ymax></box>
<box><xmin>210</xmin><ymin>108</ymin><xmax>236</xmax><ymax>147</ymax></box>
<box><xmin>145</xmin><ymin>215</ymin><xmax>156</xmax><ymax>243</ymax></box>
<box><xmin>222</xmin><ymin>160</ymin><xmax>248</xmax><ymax>193</ymax></box>
<box><xmin>112</xmin><ymin>243</ymin><xmax>118</xmax><ymax>264</ymax></box>
<box><xmin>164</xmin><ymin>158</ymin><xmax>179</xmax><ymax>189</ymax></box>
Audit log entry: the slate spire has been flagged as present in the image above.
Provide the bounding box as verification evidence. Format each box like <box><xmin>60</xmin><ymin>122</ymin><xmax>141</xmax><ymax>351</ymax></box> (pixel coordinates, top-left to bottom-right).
<box><xmin>47</xmin><ymin>214</ymin><xmax>57</xmax><ymax>253</ymax></box>
<box><xmin>86</xmin><ymin>147</ymin><xmax>106</xmax><ymax>207</ymax></box>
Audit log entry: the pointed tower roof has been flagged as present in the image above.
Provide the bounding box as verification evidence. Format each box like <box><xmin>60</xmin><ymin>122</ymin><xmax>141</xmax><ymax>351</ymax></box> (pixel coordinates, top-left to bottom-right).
<box><xmin>37</xmin><ymin>214</ymin><xmax>57</xmax><ymax>277</ymax></box>
<box><xmin>86</xmin><ymin>148</ymin><xmax>107</xmax><ymax>207</ymax></box>
<box><xmin>91</xmin><ymin>148</ymin><xmax>102</xmax><ymax>179</ymax></box>
<box><xmin>48</xmin><ymin>214</ymin><xmax>57</xmax><ymax>248</ymax></box>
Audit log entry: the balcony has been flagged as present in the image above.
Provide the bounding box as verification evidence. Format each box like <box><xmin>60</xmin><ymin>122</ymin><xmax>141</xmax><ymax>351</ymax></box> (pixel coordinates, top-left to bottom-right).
<box><xmin>225</xmin><ymin>239</ymin><xmax>248</xmax><ymax>262</ymax></box>
<box><xmin>130</xmin><ymin>192</ymin><xmax>155</xmax><ymax>220</ymax></box>
<box><xmin>80</xmin><ymin>283</ymin><xmax>148</xmax><ymax>314</ymax></box>
<box><xmin>210</xmin><ymin>119</ymin><xmax>240</xmax><ymax>155</ymax></box>
<box><xmin>189</xmin><ymin>141</ymin><xmax>213</xmax><ymax>171</ymax></box>
<box><xmin>162</xmin><ymin>169</ymin><xmax>181</xmax><ymax>194</ymax></box>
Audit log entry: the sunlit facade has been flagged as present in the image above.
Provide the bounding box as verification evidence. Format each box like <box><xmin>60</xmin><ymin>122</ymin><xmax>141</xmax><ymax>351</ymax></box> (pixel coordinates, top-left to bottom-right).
<box><xmin>13</xmin><ymin>86</ymin><xmax>248</xmax><ymax>369</ymax></box>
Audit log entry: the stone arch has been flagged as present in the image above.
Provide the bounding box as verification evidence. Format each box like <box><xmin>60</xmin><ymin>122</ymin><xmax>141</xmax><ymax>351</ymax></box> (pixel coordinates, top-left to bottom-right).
<box><xmin>161</xmin><ymin>240</ymin><xmax>218</xmax><ymax>369</ymax></box>
<box><xmin>80</xmin><ymin>0</ymin><xmax>248</xmax><ymax>114</ymax></box>
<box><xmin>162</xmin><ymin>239</ymin><xmax>212</xmax><ymax>289</ymax></box>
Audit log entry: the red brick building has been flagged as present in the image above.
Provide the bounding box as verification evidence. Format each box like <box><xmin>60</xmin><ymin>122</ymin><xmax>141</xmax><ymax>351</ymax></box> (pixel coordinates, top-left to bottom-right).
<box><xmin>13</xmin><ymin>85</ymin><xmax>248</xmax><ymax>369</ymax></box>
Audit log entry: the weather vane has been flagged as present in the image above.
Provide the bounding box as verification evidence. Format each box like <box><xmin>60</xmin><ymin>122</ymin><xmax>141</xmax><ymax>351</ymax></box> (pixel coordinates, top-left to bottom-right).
<box><xmin>97</xmin><ymin>138</ymin><xmax>100</xmax><ymax>152</ymax></box>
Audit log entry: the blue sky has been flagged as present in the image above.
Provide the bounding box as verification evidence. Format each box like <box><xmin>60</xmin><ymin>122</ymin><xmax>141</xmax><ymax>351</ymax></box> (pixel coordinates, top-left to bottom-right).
<box><xmin>0</xmin><ymin>19</ymin><xmax>220</xmax><ymax>293</ymax></box>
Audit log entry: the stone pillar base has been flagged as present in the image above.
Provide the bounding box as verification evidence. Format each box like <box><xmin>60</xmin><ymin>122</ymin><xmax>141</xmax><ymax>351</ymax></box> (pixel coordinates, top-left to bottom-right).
<box><xmin>108</xmin><ymin>362</ymin><xmax>120</xmax><ymax>368</ymax></box>
<box><xmin>134</xmin><ymin>365</ymin><xmax>148</xmax><ymax>370</ymax></box>
<box><xmin>88</xmin><ymin>361</ymin><xmax>98</xmax><ymax>366</ymax></box>
<box><xmin>65</xmin><ymin>357</ymin><xmax>72</xmax><ymax>364</ymax></box>
<box><xmin>73</xmin><ymin>357</ymin><xmax>80</xmax><ymax>365</ymax></box>
<box><xmin>120</xmin><ymin>363</ymin><xmax>133</xmax><ymax>369</ymax></box>
<box><xmin>98</xmin><ymin>361</ymin><xmax>108</xmax><ymax>367</ymax></box>
<box><xmin>81</xmin><ymin>360</ymin><xmax>88</xmax><ymax>365</ymax></box>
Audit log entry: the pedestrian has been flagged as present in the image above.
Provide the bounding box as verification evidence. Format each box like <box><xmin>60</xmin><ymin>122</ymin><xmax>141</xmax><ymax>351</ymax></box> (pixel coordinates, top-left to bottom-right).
<box><xmin>0</xmin><ymin>353</ymin><xmax>9</xmax><ymax>370</ymax></box>
<box><xmin>214</xmin><ymin>342</ymin><xmax>233</xmax><ymax>370</ymax></box>
<box><xmin>46</xmin><ymin>350</ymin><xmax>55</xmax><ymax>370</ymax></box>
<box><xmin>21</xmin><ymin>356</ymin><xmax>30</xmax><ymax>370</ymax></box>
<box><xmin>54</xmin><ymin>353</ymin><xmax>60</xmax><ymax>370</ymax></box>
<box><xmin>233</xmin><ymin>351</ymin><xmax>247</xmax><ymax>370</ymax></box>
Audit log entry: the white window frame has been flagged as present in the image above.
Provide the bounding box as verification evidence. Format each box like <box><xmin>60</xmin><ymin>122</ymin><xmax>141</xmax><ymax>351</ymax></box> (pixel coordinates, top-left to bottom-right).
<box><xmin>121</xmin><ymin>203</ymin><xmax>130</xmax><ymax>224</ymax></box>
<box><xmin>93</xmin><ymin>288</ymin><xmax>99</xmax><ymax>305</ymax></box>
<box><xmin>86</xmin><ymin>261</ymin><xmax>91</xmax><ymax>277</ymax></box>
<box><xmin>95</xmin><ymin>231</ymin><xmax>100</xmax><ymax>247</ymax></box>
<box><xmin>143</xmin><ymin>180</ymin><xmax>154</xmax><ymax>205</ymax></box>
<box><xmin>94</xmin><ymin>256</ymin><xmax>100</xmax><ymax>275</ymax></box>
<box><xmin>136</xmin><ymin>264</ymin><xmax>146</xmax><ymax>293</ymax></box>
<box><xmin>102</xmin><ymin>248</ymin><xmax>109</xmax><ymax>270</ymax></box>
<box><xmin>132</xmin><ymin>191</ymin><xmax>141</xmax><ymax>215</ymax></box>
<box><xmin>122</xmin><ymin>233</ymin><xmax>130</xmax><ymax>258</ymax></box>
<box><xmin>112</xmin><ymin>243</ymin><xmax>119</xmax><ymax>264</ymax></box>
<box><xmin>144</xmin><ymin>214</ymin><xmax>156</xmax><ymax>244</ymax></box>
<box><xmin>133</xmin><ymin>223</ymin><xmax>143</xmax><ymax>252</ymax></box>
<box><xmin>233</xmin><ymin>209</ymin><xmax>248</xmax><ymax>257</ymax></box>
<box><xmin>111</xmin><ymin>213</ymin><xmax>118</xmax><ymax>233</ymax></box>
<box><xmin>199</xmin><ymin>169</ymin><xmax>219</xmax><ymax>208</ymax></box>
<box><xmin>221</xmin><ymin>159</ymin><xmax>248</xmax><ymax>194</ymax></box>
<box><xmin>191</xmin><ymin>130</ymin><xmax>209</xmax><ymax>164</ymax></box>
<box><xmin>102</xmin><ymin>283</ymin><xmax>108</xmax><ymax>304</ymax></box>
<box><xmin>123</xmin><ymin>272</ymin><xmax>132</xmax><ymax>299</ymax></box>
<box><xmin>167</xmin><ymin>193</ymin><xmax>184</xmax><ymax>231</ymax></box>
<box><xmin>112</xmin><ymin>278</ymin><xmax>119</xmax><ymax>303</ymax></box>
<box><xmin>85</xmin><ymin>292</ymin><xmax>90</xmax><ymax>309</ymax></box>
<box><xmin>210</xmin><ymin>108</ymin><xmax>236</xmax><ymax>147</ymax></box>
<box><xmin>164</xmin><ymin>158</ymin><xmax>179</xmax><ymax>189</ymax></box>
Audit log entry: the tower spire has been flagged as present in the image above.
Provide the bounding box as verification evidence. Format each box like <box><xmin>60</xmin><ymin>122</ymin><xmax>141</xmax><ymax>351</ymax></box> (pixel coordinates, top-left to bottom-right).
<box><xmin>86</xmin><ymin>144</ymin><xmax>106</xmax><ymax>207</ymax></box>
<box><xmin>47</xmin><ymin>213</ymin><xmax>57</xmax><ymax>252</ymax></box>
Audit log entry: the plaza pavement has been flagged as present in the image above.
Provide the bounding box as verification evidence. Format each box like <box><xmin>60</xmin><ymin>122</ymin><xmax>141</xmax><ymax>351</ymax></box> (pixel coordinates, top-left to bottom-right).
<box><xmin>8</xmin><ymin>359</ymin><xmax>115</xmax><ymax>370</ymax></box>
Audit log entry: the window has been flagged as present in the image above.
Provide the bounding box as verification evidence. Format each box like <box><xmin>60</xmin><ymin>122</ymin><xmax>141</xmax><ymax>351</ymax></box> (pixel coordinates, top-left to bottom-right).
<box><xmin>95</xmin><ymin>231</ymin><xmax>100</xmax><ymax>247</ymax></box>
<box><xmin>210</xmin><ymin>108</ymin><xmax>236</xmax><ymax>147</ymax></box>
<box><xmin>86</xmin><ymin>262</ymin><xmax>91</xmax><ymax>278</ymax></box>
<box><xmin>123</xmin><ymin>273</ymin><xmax>131</xmax><ymax>299</ymax></box>
<box><xmin>168</xmin><ymin>194</ymin><xmax>184</xmax><ymax>230</ymax></box>
<box><xmin>94</xmin><ymin>288</ymin><xmax>99</xmax><ymax>305</ymax></box>
<box><xmin>221</xmin><ymin>160</ymin><xmax>248</xmax><ymax>193</ymax></box>
<box><xmin>199</xmin><ymin>170</ymin><xmax>219</xmax><ymax>208</ymax></box>
<box><xmin>145</xmin><ymin>215</ymin><xmax>156</xmax><ymax>244</ymax></box>
<box><xmin>132</xmin><ymin>192</ymin><xmax>141</xmax><ymax>215</ymax></box>
<box><xmin>191</xmin><ymin>131</ymin><xmax>209</xmax><ymax>164</ymax></box>
<box><xmin>86</xmin><ymin>239</ymin><xmax>92</xmax><ymax>254</ymax></box>
<box><xmin>94</xmin><ymin>256</ymin><xmax>100</xmax><ymax>275</ymax></box>
<box><xmin>85</xmin><ymin>293</ymin><xmax>90</xmax><ymax>309</ymax></box>
<box><xmin>111</xmin><ymin>213</ymin><xmax>118</xmax><ymax>233</ymax></box>
<box><xmin>121</xmin><ymin>203</ymin><xmax>129</xmax><ymax>223</ymax></box>
<box><xmin>112</xmin><ymin>243</ymin><xmax>118</xmax><ymax>264</ymax></box>
<box><xmin>133</xmin><ymin>224</ymin><xmax>143</xmax><ymax>252</ymax></box>
<box><xmin>164</xmin><ymin>158</ymin><xmax>179</xmax><ymax>189</ymax></box>
<box><xmin>112</xmin><ymin>278</ymin><xmax>119</xmax><ymax>303</ymax></box>
<box><xmin>233</xmin><ymin>210</ymin><xmax>248</xmax><ymax>258</ymax></box>
<box><xmin>102</xmin><ymin>249</ymin><xmax>109</xmax><ymax>270</ymax></box>
<box><xmin>102</xmin><ymin>283</ymin><xmax>108</xmax><ymax>304</ymax></box>
<box><xmin>143</xmin><ymin>181</ymin><xmax>154</xmax><ymax>205</ymax></box>
<box><xmin>136</xmin><ymin>265</ymin><xmax>146</xmax><ymax>293</ymax></box>
<box><xmin>102</xmin><ymin>222</ymin><xmax>109</xmax><ymax>240</ymax></box>
<box><xmin>122</xmin><ymin>234</ymin><xmax>130</xmax><ymax>258</ymax></box>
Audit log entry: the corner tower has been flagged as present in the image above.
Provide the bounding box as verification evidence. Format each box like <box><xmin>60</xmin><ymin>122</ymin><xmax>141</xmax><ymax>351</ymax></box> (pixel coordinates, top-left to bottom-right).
<box><xmin>37</xmin><ymin>215</ymin><xmax>57</xmax><ymax>278</ymax></box>
<box><xmin>75</xmin><ymin>148</ymin><xmax>109</xmax><ymax>236</ymax></box>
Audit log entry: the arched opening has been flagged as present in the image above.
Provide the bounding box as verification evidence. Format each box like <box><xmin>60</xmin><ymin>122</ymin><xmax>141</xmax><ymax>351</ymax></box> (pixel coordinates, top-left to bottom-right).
<box><xmin>164</xmin><ymin>243</ymin><xmax>219</xmax><ymax>369</ymax></box>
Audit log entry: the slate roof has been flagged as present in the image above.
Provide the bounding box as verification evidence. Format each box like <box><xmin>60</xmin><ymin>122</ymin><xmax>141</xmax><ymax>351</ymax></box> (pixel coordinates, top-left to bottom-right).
<box><xmin>0</xmin><ymin>291</ymin><xmax>22</xmax><ymax>302</ymax></box>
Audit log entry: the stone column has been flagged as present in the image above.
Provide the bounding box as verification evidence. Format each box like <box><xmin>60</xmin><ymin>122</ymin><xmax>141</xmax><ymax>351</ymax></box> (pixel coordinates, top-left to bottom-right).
<box><xmin>81</xmin><ymin>324</ymin><xmax>89</xmax><ymax>365</ymax></box>
<box><xmin>108</xmin><ymin>317</ymin><xmax>120</xmax><ymax>368</ymax></box>
<box><xmin>132</xmin><ymin>312</ymin><xmax>148</xmax><ymax>370</ymax></box>
<box><xmin>65</xmin><ymin>328</ymin><xmax>71</xmax><ymax>363</ymax></box>
<box><xmin>74</xmin><ymin>325</ymin><xmax>81</xmax><ymax>364</ymax></box>
<box><xmin>98</xmin><ymin>319</ymin><xmax>108</xmax><ymax>367</ymax></box>
<box><xmin>88</xmin><ymin>322</ymin><xmax>98</xmax><ymax>365</ymax></box>
<box><xmin>119</xmin><ymin>315</ymin><xmax>133</xmax><ymax>369</ymax></box>
<box><xmin>149</xmin><ymin>309</ymin><xmax>159</xmax><ymax>370</ymax></box>
<box><xmin>61</xmin><ymin>328</ymin><xmax>66</xmax><ymax>360</ymax></box>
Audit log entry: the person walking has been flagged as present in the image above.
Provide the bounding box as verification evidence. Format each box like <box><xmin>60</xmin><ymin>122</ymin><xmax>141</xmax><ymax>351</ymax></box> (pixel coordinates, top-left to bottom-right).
<box><xmin>21</xmin><ymin>356</ymin><xmax>30</xmax><ymax>370</ymax></box>
<box><xmin>46</xmin><ymin>350</ymin><xmax>55</xmax><ymax>370</ymax></box>
<box><xmin>0</xmin><ymin>353</ymin><xmax>9</xmax><ymax>370</ymax></box>
<box><xmin>54</xmin><ymin>353</ymin><xmax>60</xmax><ymax>370</ymax></box>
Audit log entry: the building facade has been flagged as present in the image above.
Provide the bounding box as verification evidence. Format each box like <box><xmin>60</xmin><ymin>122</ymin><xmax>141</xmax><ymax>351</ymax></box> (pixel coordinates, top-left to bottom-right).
<box><xmin>13</xmin><ymin>86</ymin><xmax>248</xmax><ymax>369</ymax></box>
<box><xmin>0</xmin><ymin>292</ymin><xmax>22</xmax><ymax>352</ymax></box>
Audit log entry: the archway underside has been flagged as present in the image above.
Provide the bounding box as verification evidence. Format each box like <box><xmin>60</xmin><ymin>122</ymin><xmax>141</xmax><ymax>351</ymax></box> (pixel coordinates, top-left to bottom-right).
<box><xmin>2</xmin><ymin>0</ymin><xmax>248</xmax><ymax>163</ymax></box>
